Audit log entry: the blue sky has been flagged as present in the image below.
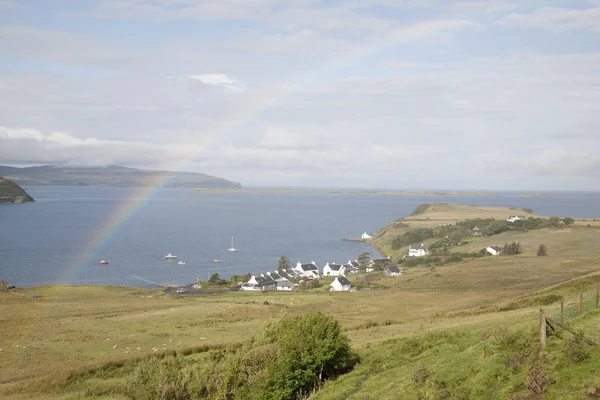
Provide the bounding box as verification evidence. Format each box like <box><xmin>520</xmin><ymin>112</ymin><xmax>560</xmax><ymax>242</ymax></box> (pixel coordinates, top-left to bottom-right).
<box><xmin>0</xmin><ymin>0</ymin><xmax>599</xmax><ymax>190</ymax></box>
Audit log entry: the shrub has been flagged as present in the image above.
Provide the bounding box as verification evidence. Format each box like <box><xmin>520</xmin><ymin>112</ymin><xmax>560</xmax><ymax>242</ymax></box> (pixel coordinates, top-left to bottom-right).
<box><xmin>525</xmin><ymin>357</ymin><xmax>553</xmax><ymax>395</ymax></box>
<box><xmin>125</xmin><ymin>313</ymin><xmax>355</xmax><ymax>400</ymax></box>
<box><xmin>566</xmin><ymin>331</ymin><xmax>589</xmax><ymax>363</ymax></box>
<box><xmin>563</xmin><ymin>217</ymin><xmax>575</xmax><ymax>226</ymax></box>
<box><xmin>537</xmin><ymin>244</ymin><xmax>547</xmax><ymax>257</ymax></box>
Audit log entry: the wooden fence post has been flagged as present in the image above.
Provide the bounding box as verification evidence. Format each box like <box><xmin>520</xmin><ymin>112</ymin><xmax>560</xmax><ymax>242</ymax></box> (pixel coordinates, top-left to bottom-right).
<box><xmin>580</xmin><ymin>292</ymin><xmax>584</xmax><ymax>316</ymax></box>
<box><xmin>540</xmin><ymin>309</ymin><xmax>547</xmax><ymax>351</ymax></box>
<box><xmin>560</xmin><ymin>298</ymin><xmax>564</xmax><ymax>324</ymax></box>
<box><xmin>596</xmin><ymin>283</ymin><xmax>599</xmax><ymax>310</ymax></box>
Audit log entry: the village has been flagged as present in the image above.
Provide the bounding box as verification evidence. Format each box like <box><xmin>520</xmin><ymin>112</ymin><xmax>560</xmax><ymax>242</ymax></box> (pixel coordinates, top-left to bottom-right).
<box><xmin>181</xmin><ymin>215</ymin><xmax>539</xmax><ymax>294</ymax></box>
<box><xmin>238</xmin><ymin>258</ymin><xmax>405</xmax><ymax>292</ymax></box>
<box><xmin>236</xmin><ymin>230</ymin><xmax>427</xmax><ymax>292</ymax></box>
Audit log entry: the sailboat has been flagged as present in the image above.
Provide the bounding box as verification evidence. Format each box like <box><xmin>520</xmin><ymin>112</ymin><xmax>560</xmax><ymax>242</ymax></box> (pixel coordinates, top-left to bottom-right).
<box><xmin>228</xmin><ymin>236</ymin><xmax>238</xmax><ymax>252</ymax></box>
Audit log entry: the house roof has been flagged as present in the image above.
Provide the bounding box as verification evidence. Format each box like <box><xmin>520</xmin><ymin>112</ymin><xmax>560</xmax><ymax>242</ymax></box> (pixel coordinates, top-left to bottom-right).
<box><xmin>409</xmin><ymin>243</ymin><xmax>427</xmax><ymax>249</ymax></box>
<box><xmin>255</xmin><ymin>276</ymin><xmax>277</xmax><ymax>286</ymax></box>
<box><xmin>269</xmin><ymin>272</ymin><xmax>282</xmax><ymax>280</ymax></box>
<box><xmin>299</xmin><ymin>263</ymin><xmax>318</xmax><ymax>271</ymax></box>
<box><xmin>387</xmin><ymin>265</ymin><xmax>401</xmax><ymax>273</ymax></box>
<box><xmin>333</xmin><ymin>276</ymin><xmax>352</xmax><ymax>286</ymax></box>
<box><xmin>349</xmin><ymin>260</ymin><xmax>359</xmax><ymax>267</ymax></box>
<box><xmin>327</xmin><ymin>263</ymin><xmax>345</xmax><ymax>271</ymax></box>
<box><xmin>472</xmin><ymin>226</ymin><xmax>480</xmax><ymax>231</ymax></box>
<box><xmin>489</xmin><ymin>245</ymin><xmax>502</xmax><ymax>251</ymax></box>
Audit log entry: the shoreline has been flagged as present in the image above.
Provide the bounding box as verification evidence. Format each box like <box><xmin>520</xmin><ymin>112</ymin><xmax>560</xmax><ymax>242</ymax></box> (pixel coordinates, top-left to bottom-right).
<box><xmin>193</xmin><ymin>188</ymin><xmax>501</xmax><ymax>197</ymax></box>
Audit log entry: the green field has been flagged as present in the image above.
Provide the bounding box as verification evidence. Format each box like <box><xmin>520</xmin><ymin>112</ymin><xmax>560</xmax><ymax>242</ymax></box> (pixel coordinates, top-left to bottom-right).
<box><xmin>2</xmin><ymin>204</ymin><xmax>600</xmax><ymax>399</ymax></box>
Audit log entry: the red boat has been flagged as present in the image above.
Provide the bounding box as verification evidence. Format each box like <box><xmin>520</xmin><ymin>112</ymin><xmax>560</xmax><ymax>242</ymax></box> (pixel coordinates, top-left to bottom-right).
<box><xmin>212</xmin><ymin>259</ymin><xmax>222</xmax><ymax>263</ymax></box>
<box><xmin>100</xmin><ymin>260</ymin><xmax>110</xmax><ymax>265</ymax></box>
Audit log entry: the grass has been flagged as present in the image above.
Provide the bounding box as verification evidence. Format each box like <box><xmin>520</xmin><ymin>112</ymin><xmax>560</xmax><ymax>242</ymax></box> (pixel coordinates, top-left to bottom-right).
<box><xmin>2</xmin><ymin>204</ymin><xmax>600</xmax><ymax>399</ymax></box>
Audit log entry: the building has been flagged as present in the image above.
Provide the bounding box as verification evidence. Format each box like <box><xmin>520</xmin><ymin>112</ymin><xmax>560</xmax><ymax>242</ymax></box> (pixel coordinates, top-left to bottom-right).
<box><xmin>507</xmin><ymin>215</ymin><xmax>525</xmax><ymax>223</ymax></box>
<box><xmin>384</xmin><ymin>265</ymin><xmax>403</xmax><ymax>277</ymax></box>
<box><xmin>486</xmin><ymin>245</ymin><xmax>502</xmax><ymax>256</ymax></box>
<box><xmin>322</xmin><ymin>263</ymin><xmax>347</xmax><ymax>277</ymax></box>
<box><xmin>472</xmin><ymin>226</ymin><xmax>482</xmax><ymax>235</ymax></box>
<box><xmin>294</xmin><ymin>261</ymin><xmax>320</xmax><ymax>278</ymax></box>
<box><xmin>277</xmin><ymin>281</ymin><xmax>295</xmax><ymax>291</ymax></box>
<box><xmin>408</xmin><ymin>243</ymin><xmax>430</xmax><ymax>258</ymax></box>
<box><xmin>330</xmin><ymin>276</ymin><xmax>352</xmax><ymax>292</ymax></box>
<box><xmin>361</xmin><ymin>231</ymin><xmax>372</xmax><ymax>239</ymax></box>
<box><xmin>241</xmin><ymin>275</ymin><xmax>278</xmax><ymax>291</ymax></box>
<box><xmin>346</xmin><ymin>260</ymin><xmax>360</xmax><ymax>273</ymax></box>
<box><xmin>367</xmin><ymin>257</ymin><xmax>392</xmax><ymax>272</ymax></box>
<box><xmin>266</xmin><ymin>271</ymin><xmax>287</xmax><ymax>282</ymax></box>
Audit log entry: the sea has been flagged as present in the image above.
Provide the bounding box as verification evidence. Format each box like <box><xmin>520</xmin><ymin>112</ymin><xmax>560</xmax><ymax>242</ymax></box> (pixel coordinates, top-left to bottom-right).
<box><xmin>1</xmin><ymin>187</ymin><xmax>600</xmax><ymax>288</ymax></box>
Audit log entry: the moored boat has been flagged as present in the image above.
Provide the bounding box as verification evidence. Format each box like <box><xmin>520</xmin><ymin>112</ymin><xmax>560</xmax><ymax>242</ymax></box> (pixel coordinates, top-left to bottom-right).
<box><xmin>164</xmin><ymin>253</ymin><xmax>178</xmax><ymax>260</ymax></box>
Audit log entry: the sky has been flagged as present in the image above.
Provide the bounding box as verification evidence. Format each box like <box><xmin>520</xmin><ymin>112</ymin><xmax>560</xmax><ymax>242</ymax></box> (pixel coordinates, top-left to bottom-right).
<box><xmin>0</xmin><ymin>0</ymin><xmax>599</xmax><ymax>190</ymax></box>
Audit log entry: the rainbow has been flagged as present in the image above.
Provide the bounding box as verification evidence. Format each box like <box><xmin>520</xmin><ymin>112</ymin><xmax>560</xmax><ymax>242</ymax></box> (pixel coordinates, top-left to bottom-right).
<box><xmin>59</xmin><ymin>0</ymin><xmax>546</xmax><ymax>286</ymax></box>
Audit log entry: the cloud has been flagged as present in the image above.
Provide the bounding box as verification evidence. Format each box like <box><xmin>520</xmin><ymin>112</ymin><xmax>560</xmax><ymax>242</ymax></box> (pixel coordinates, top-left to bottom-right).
<box><xmin>495</xmin><ymin>6</ymin><xmax>600</xmax><ymax>32</ymax></box>
<box><xmin>188</xmin><ymin>74</ymin><xmax>247</xmax><ymax>93</ymax></box>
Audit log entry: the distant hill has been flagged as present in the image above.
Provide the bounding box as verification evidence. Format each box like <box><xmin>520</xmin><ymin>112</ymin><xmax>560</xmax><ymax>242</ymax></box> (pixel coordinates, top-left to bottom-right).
<box><xmin>0</xmin><ymin>165</ymin><xmax>241</xmax><ymax>189</ymax></box>
<box><xmin>0</xmin><ymin>177</ymin><xmax>35</xmax><ymax>203</ymax></box>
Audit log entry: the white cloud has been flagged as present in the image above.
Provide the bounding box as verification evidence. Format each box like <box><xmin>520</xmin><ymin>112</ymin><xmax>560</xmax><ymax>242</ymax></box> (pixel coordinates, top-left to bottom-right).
<box><xmin>188</xmin><ymin>74</ymin><xmax>247</xmax><ymax>93</ymax></box>
<box><xmin>495</xmin><ymin>6</ymin><xmax>600</xmax><ymax>32</ymax></box>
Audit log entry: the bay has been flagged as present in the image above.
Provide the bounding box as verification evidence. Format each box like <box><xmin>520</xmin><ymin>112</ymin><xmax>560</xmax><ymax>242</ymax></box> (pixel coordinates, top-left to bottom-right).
<box><xmin>1</xmin><ymin>187</ymin><xmax>599</xmax><ymax>288</ymax></box>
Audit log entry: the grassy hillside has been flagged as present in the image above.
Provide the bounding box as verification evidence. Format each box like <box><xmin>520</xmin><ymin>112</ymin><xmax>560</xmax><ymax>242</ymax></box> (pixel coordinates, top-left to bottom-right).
<box><xmin>371</xmin><ymin>203</ymin><xmax>546</xmax><ymax>259</ymax></box>
<box><xmin>2</xmin><ymin>205</ymin><xmax>600</xmax><ymax>399</ymax></box>
<box><xmin>0</xmin><ymin>165</ymin><xmax>241</xmax><ymax>188</ymax></box>
<box><xmin>0</xmin><ymin>176</ymin><xmax>34</xmax><ymax>203</ymax></box>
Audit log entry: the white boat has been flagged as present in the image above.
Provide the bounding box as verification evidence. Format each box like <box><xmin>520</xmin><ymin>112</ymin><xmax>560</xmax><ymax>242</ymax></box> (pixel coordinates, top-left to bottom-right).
<box><xmin>164</xmin><ymin>253</ymin><xmax>178</xmax><ymax>260</ymax></box>
<box><xmin>228</xmin><ymin>237</ymin><xmax>237</xmax><ymax>252</ymax></box>
<box><xmin>177</xmin><ymin>261</ymin><xmax>186</xmax><ymax>265</ymax></box>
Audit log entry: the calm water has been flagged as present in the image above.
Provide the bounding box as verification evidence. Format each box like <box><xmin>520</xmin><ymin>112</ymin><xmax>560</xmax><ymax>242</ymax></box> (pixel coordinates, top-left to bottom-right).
<box><xmin>1</xmin><ymin>187</ymin><xmax>600</xmax><ymax>288</ymax></box>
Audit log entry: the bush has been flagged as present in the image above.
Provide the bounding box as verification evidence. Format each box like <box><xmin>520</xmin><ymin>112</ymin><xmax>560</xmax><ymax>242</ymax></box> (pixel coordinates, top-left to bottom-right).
<box><xmin>563</xmin><ymin>217</ymin><xmax>575</xmax><ymax>225</ymax></box>
<box><xmin>566</xmin><ymin>331</ymin><xmax>589</xmax><ymax>363</ymax></box>
<box><xmin>537</xmin><ymin>244</ymin><xmax>547</xmax><ymax>257</ymax></box>
<box><xmin>525</xmin><ymin>357</ymin><xmax>553</xmax><ymax>395</ymax></box>
<box><xmin>125</xmin><ymin>313</ymin><xmax>355</xmax><ymax>400</ymax></box>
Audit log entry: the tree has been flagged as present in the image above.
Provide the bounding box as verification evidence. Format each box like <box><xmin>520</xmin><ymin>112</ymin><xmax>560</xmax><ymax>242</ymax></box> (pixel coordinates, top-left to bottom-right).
<box><xmin>357</xmin><ymin>252</ymin><xmax>371</xmax><ymax>271</ymax></box>
<box><xmin>537</xmin><ymin>244</ymin><xmax>548</xmax><ymax>257</ymax></box>
<box><xmin>278</xmin><ymin>256</ymin><xmax>291</xmax><ymax>272</ymax></box>
<box><xmin>563</xmin><ymin>217</ymin><xmax>575</xmax><ymax>226</ymax></box>
<box><xmin>208</xmin><ymin>273</ymin><xmax>227</xmax><ymax>286</ymax></box>
<box><xmin>263</xmin><ymin>312</ymin><xmax>355</xmax><ymax>398</ymax></box>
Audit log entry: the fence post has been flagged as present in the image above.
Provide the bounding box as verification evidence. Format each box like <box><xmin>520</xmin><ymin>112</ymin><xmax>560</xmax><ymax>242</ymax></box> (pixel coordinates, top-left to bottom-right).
<box><xmin>540</xmin><ymin>309</ymin><xmax>547</xmax><ymax>351</ymax></box>
<box><xmin>596</xmin><ymin>283</ymin><xmax>599</xmax><ymax>310</ymax></box>
<box><xmin>580</xmin><ymin>291</ymin><xmax>584</xmax><ymax>316</ymax></box>
<box><xmin>560</xmin><ymin>298</ymin><xmax>564</xmax><ymax>324</ymax></box>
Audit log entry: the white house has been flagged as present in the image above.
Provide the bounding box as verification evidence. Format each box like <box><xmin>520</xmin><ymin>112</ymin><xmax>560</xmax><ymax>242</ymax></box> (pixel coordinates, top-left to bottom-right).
<box><xmin>507</xmin><ymin>215</ymin><xmax>525</xmax><ymax>223</ymax></box>
<box><xmin>294</xmin><ymin>261</ymin><xmax>320</xmax><ymax>278</ymax></box>
<box><xmin>361</xmin><ymin>231</ymin><xmax>372</xmax><ymax>239</ymax></box>
<box><xmin>384</xmin><ymin>265</ymin><xmax>403</xmax><ymax>277</ymax></box>
<box><xmin>277</xmin><ymin>281</ymin><xmax>294</xmax><ymax>291</ymax></box>
<box><xmin>330</xmin><ymin>276</ymin><xmax>352</xmax><ymax>292</ymax></box>
<box><xmin>408</xmin><ymin>243</ymin><xmax>430</xmax><ymax>258</ymax></box>
<box><xmin>241</xmin><ymin>275</ymin><xmax>278</xmax><ymax>291</ymax></box>
<box><xmin>346</xmin><ymin>260</ymin><xmax>360</xmax><ymax>274</ymax></box>
<box><xmin>322</xmin><ymin>263</ymin><xmax>347</xmax><ymax>277</ymax></box>
<box><xmin>486</xmin><ymin>245</ymin><xmax>502</xmax><ymax>256</ymax></box>
<box><xmin>367</xmin><ymin>257</ymin><xmax>392</xmax><ymax>272</ymax></box>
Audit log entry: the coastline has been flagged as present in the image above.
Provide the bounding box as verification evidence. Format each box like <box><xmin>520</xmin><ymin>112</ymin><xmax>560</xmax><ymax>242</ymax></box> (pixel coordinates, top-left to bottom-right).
<box><xmin>193</xmin><ymin>188</ymin><xmax>500</xmax><ymax>197</ymax></box>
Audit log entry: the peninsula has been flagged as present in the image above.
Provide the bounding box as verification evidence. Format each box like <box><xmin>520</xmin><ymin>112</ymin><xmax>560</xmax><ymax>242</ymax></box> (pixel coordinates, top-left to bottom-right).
<box><xmin>0</xmin><ymin>165</ymin><xmax>241</xmax><ymax>189</ymax></box>
<box><xmin>0</xmin><ymin>176</ymin><xmax>34</xmax><ymax>203</ymax></box>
